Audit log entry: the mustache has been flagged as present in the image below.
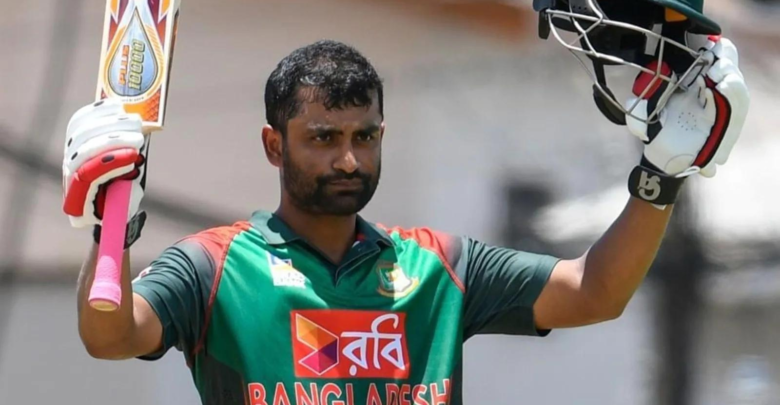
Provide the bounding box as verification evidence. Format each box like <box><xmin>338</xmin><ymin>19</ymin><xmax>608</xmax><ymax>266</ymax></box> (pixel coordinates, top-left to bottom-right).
<box><xmin>317</xmin><ymin>171</ymin><xmax>371</xmax><ymax>184</ymax></box>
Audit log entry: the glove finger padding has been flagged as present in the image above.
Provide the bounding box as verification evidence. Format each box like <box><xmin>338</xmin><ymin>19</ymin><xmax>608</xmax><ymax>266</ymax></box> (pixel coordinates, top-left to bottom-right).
<box><xmin>65</xmin><ymin>129</ymin><xmax>145</xmax><ymax>171</ymax></box>
<box><xmin>626</xmin><ymin>37</ymin><xmax>749</xmax><ymax>179</ymax></box>
<box><xmin>698</xmin><ymin>86</ymin><xmax>719</xmax><ymax>178</ymax></box>
<box><xmin>692</xmin><ymin>77</ymin><xmax>747</xmax><ymax>176</ymax></box>
<box><xmin>62</xmin><ymin>98</ymin><xmax>148</xmax><ymax>228</ymax></box>
<box><xmin>710</xmin><ymin>38</ymin><xmax>739</xmax><ymax>69</ymax></box>
<box><xmin>641</xmin><ymin>78</ymin><xmax>712</xmax><ymax>175</ymax></box>
<box><xmin>626</xmin><ymin>37</ymin><xmax>749</xmax><ymax>206</ymax></box>
<box><xmin>66</xmin><ymin>99</ymin><xmax>127</xmax><ymax>141</ymax></box>
<box><xmin>65</xmin><ymin>101</ymin><xmax>142</xmax><ymax>158</ymax></box>
<box><xmin>708</xmin><ymin>60</ymin><xmax>750</xmax><ymax>168</ymax></box>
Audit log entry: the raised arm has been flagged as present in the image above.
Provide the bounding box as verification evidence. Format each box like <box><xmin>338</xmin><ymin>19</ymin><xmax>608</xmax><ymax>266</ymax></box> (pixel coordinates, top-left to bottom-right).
<box><xmin>63</xmin><ymin>100</ymin><xmax>161</xmax><ymax>359</ymax></box>
<box><xmin>77</xmin><ymin>244</ymin><xmax>164</xmax><ymax>359</ymax></box>
<box><xmin>533</xmin><ymin>197</ymin><xmax>671</xmax><ymax>329</ymax></box>
<box><xmin>534</xmin><ymin>37</ymin><xmax>749</xmax><ymax>330</ymax></box>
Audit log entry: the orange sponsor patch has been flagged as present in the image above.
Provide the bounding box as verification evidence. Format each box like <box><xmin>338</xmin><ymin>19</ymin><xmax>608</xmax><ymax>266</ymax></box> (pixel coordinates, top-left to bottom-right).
<box><xmin>291</xmin><ymin>310</ymin><xmax>410</xmax><ymax>379</ymax></box>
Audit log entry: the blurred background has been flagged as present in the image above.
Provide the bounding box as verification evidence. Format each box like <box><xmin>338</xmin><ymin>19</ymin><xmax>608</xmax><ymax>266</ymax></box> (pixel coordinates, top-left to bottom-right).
<box><xmin>1</xmin><ymin>0</ymin><xmax>779</xmax><ymax>404</ymax></box>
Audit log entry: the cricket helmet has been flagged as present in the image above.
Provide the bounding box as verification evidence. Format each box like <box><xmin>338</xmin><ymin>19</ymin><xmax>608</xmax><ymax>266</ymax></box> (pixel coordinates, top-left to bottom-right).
<box><xmin>534</xmin><ymin>0</ymin><xmax>720</xmax><ymax>125</ymax></box>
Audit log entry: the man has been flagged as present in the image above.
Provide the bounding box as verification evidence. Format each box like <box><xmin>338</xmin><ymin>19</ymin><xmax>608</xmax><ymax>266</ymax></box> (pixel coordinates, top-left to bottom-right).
<box><xmin>63</xmin><ymin>2</ymin><xmax>749</xmax><ymax>404</ymax></box>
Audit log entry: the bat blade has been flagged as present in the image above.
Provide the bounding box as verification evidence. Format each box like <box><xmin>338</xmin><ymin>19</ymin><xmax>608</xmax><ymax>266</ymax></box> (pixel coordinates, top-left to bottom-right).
<box><xmin>89</xmin><ymin>0</ymin><xmax>181</xmax><ymax>312</ymax></box>
<box><xmin>96</xmin><ymin>0</ymin><xmax>181</xmax><ymax>130</ymax></box>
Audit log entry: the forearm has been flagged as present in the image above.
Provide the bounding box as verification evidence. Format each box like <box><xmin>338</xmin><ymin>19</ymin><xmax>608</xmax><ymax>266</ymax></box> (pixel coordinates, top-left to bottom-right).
<box><xmin>582</xmin><ymin>197</ymin><xmax>673</xmax><ymax>313</ymax></box>
<box><xmin>77</xmin><ymin>243</ymin><xmax>137</xmax><ymax>357</ymax></box>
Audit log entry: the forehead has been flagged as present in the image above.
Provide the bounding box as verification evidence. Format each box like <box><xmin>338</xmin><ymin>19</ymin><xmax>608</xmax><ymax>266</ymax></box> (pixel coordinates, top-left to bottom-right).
<box><xmin>289</xmin><ymin>90</ymin><xmax>382</xmax><ymax>129</ymax></box>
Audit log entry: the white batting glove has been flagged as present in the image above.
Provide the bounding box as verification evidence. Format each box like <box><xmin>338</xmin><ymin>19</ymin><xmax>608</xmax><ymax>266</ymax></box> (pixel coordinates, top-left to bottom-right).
<box><xmin>62</xmin><ymin>98</ymin><xmax>148</xmax><ymax>228</ymax></box>
<box><xmin>625</xmin><ymin>37</ymin><xmax>750</xmax><ymax>178</ymax></box>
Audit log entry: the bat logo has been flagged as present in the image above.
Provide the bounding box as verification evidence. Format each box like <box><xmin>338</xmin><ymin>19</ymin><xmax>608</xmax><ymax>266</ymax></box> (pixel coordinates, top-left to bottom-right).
<box><xmin>105</xmin><ymin>6</ymin><xmax>163</xmax><ymax>100</ymax></box>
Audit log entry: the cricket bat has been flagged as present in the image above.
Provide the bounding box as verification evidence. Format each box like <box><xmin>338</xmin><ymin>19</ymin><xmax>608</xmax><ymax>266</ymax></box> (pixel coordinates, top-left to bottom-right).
<box><xmin>89</xmin><ymin>0</ymin><xmax>181</xmax><ymax>312</ymax></box>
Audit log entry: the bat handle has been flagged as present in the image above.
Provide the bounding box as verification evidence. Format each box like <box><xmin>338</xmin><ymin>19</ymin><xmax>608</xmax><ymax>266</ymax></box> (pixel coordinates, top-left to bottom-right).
<box><xmin>89</xmin><ymin>180</ymin><xmax>133</xmax><ymax>312</ymax></box>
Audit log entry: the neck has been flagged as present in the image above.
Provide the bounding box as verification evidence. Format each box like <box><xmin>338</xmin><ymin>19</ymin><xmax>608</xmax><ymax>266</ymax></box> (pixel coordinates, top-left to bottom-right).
<box><xmin>275</xmin><ymin>198</ymin><xmax>358</xmax><ymax>264</ymax></box>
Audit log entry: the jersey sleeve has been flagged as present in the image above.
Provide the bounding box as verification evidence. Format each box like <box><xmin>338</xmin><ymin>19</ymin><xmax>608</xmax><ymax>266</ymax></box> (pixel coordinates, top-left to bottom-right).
<box><xmin>453</xmin><ymin>237</ymin><xmax>561</xmax><ymax>339</ymax></box>
<box><xmin>131</xmin><ymin>239</ymin><xmax>215</xmax><ymax>361</ymax></box>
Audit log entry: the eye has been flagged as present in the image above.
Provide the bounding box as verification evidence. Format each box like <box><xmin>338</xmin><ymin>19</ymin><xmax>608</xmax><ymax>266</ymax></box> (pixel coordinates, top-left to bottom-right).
<box><xmin>314</xmin><ymin>132</ymin><xmax>332</xmax><ymax>142</ymax></box>
<box><xmin>357</xmin><ymin>132</ymin><xmax>375</xmax><ymax>142</ymax></box>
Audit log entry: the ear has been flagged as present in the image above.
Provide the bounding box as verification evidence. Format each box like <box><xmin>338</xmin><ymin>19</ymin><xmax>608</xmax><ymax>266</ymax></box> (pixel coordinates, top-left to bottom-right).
<box><xmin>379</xmin><ymin>122</ymin><xmax>386</xmax><ymax>141</ymax></box>
<box><xmin>262</xmin><ymin>124</ymin><xmax>283</xmax><ymax>168</ymax></box>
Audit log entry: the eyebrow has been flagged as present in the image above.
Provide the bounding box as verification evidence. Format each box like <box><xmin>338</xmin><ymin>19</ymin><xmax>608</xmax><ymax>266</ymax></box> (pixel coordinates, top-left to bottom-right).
<box><xmin>307</xmin><ymin>124</ymin><xmax>342</xmax><ymax>135</ymax></box>
<box><xmin>355</xmin><ymin>124</ymin><xmax>381</xmax><ymax>135</ymax></box>
<box><xmin>306</xmin><ymin>123</ymin><xmax>381</xmax><ymax>135</ymax></box>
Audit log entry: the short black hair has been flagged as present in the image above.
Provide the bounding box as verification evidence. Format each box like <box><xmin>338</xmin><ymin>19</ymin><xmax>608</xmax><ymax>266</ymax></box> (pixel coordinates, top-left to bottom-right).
<box><xmin>264</xmin><ymin>40</ymin><xmax>384</xmax><ymax>135</ymax></box>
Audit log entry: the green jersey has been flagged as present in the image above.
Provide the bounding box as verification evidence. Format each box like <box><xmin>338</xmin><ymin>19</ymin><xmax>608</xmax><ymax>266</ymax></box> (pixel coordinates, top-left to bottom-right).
<box><xmin>132</xmin><ymin>210</ymin><xmax>559</xmax><ymax>405</ymax></box>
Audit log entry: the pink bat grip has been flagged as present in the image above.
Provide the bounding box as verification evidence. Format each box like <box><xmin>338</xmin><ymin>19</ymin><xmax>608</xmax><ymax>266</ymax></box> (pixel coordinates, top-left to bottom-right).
<box><xmin>89</xmin><ymin>180</ymin><xmax>132</xmax><ymax>312</ymax></box>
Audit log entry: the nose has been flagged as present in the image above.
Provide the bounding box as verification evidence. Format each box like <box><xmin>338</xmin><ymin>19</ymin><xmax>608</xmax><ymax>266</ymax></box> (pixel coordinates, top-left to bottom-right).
<box><xmin>333</xmin><ymin>146</ymin><xmax>359</xmax><ymax>174</ymax></box>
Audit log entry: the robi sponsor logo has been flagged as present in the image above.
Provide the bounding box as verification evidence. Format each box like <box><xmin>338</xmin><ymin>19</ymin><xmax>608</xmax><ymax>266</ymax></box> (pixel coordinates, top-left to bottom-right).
<box><xmin>291</xmin><ymin>310</ymin><xmax>409</xmax><ymax>379</ymax></box>
<box><xmin>245</xmin><ymin>310</ymin><xmax>453</xmax><ymax>405</ymax></box>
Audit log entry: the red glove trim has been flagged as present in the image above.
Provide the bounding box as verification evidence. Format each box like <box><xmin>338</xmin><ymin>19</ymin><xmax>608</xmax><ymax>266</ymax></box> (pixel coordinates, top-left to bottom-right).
<box><xmin>693</xmin><ymin>77</ymin><xmax>731</xmax><ymax>168</ymax></box>
<box><xmin>63</xmin><ymin>148</ymin><xmax>139</xmax><ymax>216</ymax></box>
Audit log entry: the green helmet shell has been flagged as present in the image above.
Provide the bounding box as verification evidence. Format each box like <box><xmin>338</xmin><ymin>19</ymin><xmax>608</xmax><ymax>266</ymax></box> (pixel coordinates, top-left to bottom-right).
<box><xmin>642</xmin><ymin>0</ymin><xmax>721</xmax><ymax>34</ymax></box>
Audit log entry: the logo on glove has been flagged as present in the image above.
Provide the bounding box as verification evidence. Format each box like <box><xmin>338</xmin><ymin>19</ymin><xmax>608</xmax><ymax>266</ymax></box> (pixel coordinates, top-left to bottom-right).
<box><xmin>637</xmin><ymin>171</ymin><xmax>661</xmax><ymax>201</ymax></box>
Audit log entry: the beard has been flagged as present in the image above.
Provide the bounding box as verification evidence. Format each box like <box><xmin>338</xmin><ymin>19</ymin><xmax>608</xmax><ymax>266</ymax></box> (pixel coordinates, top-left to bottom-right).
<box><xmin>282</xmin><ymin>150</ymin><xmax>380</xmax><ymax>216</ymax></box>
